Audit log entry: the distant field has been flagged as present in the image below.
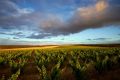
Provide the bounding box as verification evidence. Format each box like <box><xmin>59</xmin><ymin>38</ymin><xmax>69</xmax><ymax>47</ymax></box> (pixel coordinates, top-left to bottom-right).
<box><xmin>0</xmin><ymin>44</ymin><xmax>120</xmax><ymax>50</ymax></box>
<box><xmin>0</xmin><ymin>45</ymin><xmax>120</xmax><ymax>80</ymax></box>
<box><xmin>0</xmin><ymin>46</ymin><xmax>58</xmax><ymax>51</ymax></box>
<box><xmin>0</xmin><ymin>45</ymin><xmax>58</xmax><ymax>49</ymax></box>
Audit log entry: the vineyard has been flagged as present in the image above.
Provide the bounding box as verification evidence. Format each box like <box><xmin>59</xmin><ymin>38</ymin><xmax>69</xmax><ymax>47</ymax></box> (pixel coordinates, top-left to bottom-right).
<box><xmin>0</xmin><ymin>46</ymin><xmax>120</xmax><ymax>80</ymax></box>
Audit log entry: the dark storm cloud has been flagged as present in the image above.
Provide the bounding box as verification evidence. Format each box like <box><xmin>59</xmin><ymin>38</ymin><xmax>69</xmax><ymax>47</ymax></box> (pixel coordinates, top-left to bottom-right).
<box><xmin>40</xmin><ymin>0</ymin><xmax>120</xmax><ymax>36</ymax></box>
<box><xmin>67</xmin><ymin>6</ymin><xmax>120</xmax><ymax>33</ymax></box>
<box><xmin>0</xmin><ymin>0</ymin><xmax>120</xmax><ymax>39</ymax></box>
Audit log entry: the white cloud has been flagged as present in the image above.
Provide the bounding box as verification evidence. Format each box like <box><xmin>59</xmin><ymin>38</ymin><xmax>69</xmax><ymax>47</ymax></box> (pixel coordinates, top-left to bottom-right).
<box><xmin>18</xmin><ymin>8</ymin><xmax>34</xmax><ymax>15</ymax></box>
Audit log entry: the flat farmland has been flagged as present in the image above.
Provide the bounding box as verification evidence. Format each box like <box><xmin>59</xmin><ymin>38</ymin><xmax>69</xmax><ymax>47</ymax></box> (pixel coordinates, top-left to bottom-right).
<box><xmin>0</xmin><ymin>45</ymin><xmax>120</xmax><ymax>80</ymax></box>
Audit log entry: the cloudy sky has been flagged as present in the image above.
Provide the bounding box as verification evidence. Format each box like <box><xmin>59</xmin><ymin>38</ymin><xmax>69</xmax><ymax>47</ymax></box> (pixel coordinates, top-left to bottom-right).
<box><xmin>0</xmin><ymin>0</ymin><xmax>120</xmax><ymax>45</ymax></box>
